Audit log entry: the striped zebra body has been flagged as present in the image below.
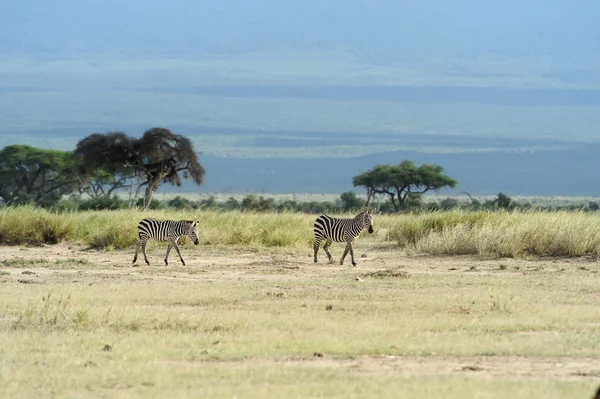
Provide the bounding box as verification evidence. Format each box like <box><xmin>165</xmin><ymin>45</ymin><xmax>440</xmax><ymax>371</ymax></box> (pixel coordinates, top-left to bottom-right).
<box><xmin>132</xmin><ymin>218</ymin><xmax>200</xmax><ymax>266</ymax></box>
<box><xmin>313</xmin><ymin>209</ymin><xmax>374</xmax><ymax>267</ymax></box>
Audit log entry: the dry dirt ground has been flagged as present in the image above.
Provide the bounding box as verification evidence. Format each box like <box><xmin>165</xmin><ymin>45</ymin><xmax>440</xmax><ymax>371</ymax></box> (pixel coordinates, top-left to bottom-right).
<box><xmin>2</xmin><ymin>243</ymin><xmax>600</xmax><ymax>384</ymax></box>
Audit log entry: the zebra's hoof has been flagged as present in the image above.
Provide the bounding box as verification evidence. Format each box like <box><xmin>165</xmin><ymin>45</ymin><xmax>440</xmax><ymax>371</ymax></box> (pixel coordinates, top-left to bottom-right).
<box><xmin>352</xmin><ymin>262</ymin><xmax>357</xmax><ymax>267</ymax></box>
<box><xmin>181</xmin><ymin>262</ymin><xmax>186</xmax><ymax>266</ymax></box>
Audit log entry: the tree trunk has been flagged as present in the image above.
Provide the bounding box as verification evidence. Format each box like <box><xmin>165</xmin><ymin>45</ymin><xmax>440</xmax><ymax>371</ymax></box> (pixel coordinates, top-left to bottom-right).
<box><xmin>387</xmin><ymin>193</ymin><xmax>399</xmax><ymax>211</ymax></box>
<box><xmin>143</xmin><ymin>173</ymin><xmax>164</xmax><ymax>209</ymax></box>
<box><xmin>143</xmin><ymin>186</ymin><xmax>153</xmax><ymax>209</ymax></box>
<box><xmin>365</xmin><ymin>188</ymin><xmax>374</xmax><ymax>208</ymax></box>
<box><xmin>396</xmin><ymin>186</ymin><xmax>412</xmax><ymax>211</ymax></box>
<box><xmin>133</xmin><ymin>173</ymin><xmax>143</xmax><ymax>208</ymax></box>
<box><xmin>126</xmin><ymin>178</ymin><xmax>134</xmax><ymax>208</ymax></box>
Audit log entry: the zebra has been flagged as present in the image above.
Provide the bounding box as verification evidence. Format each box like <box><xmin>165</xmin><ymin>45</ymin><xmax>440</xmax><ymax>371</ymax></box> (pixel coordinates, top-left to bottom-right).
<box><xmin>313</xmin><ymin>209</ymin><xmax>375</xmax><ymax>267</ymax></box>
<box><xmin>132</xmin><ymin>218</ymin><xmax>200</xmax><ymax>266</ymax></box>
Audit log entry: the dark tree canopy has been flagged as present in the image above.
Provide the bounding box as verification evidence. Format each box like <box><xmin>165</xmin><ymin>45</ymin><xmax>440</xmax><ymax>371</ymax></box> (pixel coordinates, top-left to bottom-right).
<box><xmin>75</xmin><ymin>132</ymin><xmax>137</xmax><ymax>174</ymax></box>
<box><xmin>74</xmin><ymin>132</ymin><xmax>138</xmax><ymax>199</ymax></box>
<box><xmin>0</xmin><ymin>145</ymin><xmax>80</xmax><ymax>206</ymax></box>
<box><xmin>138</xmin><ymin>127</ymin><xmax>204</xmax><ymax>183</ymax></box>
<box><xmin>353</xmin><ymin>160</ymin><xmax>457</xmax><ymax>211</ymax></box>
<box><xmin>75</xmin><ymin>128</ymin><xmax>205</xmax><ymax>208</ymax></box>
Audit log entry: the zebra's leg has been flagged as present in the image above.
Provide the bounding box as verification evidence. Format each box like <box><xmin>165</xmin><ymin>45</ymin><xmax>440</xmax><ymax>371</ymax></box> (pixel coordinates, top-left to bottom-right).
<box><xmin>323</xmin><ymin>240</ymin><xmax>334</xmax><ymax>263</ymax></box>
<box><xmin>141</xmin><ymin>241</ymin><xmax>151</xmax><ymax>265</ymax></box>
<box><xmin>171</xmin><ymin>240</ymin><xmax>186</xmax><ymax>266</ymax></box>
<box><xmin>313</xmin><ymin>237</ymin><xmax>321</xmax><ymax>263</ymax></box>
<box><xmin>132</xmin><ymin>240</ymin><xmax>142</xmax><ymax>265</ymax></box>
<box><xmin>164</xmin><ymin>243</ymin><xmax>172</xmax><ymax>266</ymax></box>
<box><xmin>340</xmin><ymin>242</ymin><xmax>353</xmax><ymax>266</ymax></box>
<box><xmin>348</xmin><ymin>242</ymin><xmax>357</xmax><ymax>267</ymax></box>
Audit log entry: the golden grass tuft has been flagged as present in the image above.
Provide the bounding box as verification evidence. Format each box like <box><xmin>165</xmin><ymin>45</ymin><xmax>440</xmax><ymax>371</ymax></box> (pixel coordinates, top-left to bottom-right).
<box><xmin>0</xmin><ymin>205</ymin><xmax>77</xmax><ymax>245</ymax></box>
<box><xmin>391</xmin><ymin>210</ymin><xmax>600</xmax><ymax>258</ymax></box>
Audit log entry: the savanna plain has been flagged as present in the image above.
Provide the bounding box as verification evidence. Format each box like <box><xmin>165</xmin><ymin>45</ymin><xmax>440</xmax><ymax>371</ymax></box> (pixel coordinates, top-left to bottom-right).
<box><xmin>2</xmin><ymin>207</ymin><xmax>600</xmax><ymax>398</ymax></box>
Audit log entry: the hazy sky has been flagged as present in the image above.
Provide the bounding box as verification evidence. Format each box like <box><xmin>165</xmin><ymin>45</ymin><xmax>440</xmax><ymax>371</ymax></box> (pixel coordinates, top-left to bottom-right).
<box><xmin>1</xmin><ymin>0</ymin><xmax>598</xmax><ymax>63</ymax></box>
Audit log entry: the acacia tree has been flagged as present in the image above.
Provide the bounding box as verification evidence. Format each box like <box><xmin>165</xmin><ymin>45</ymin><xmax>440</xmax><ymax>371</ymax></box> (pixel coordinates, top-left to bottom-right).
<box><xmin>74</xmin><ymin>132</ymin><xmax>139</xmax><ymax>204</ymax></box>
<box><xmin>352</xmin><ymin>160</ymin><xmax>457</xmax><ymax>211</ymax></box>
<box><xmin>0</xmin><ymin>145</ymin><xmax>81</xmax><ymax>206</ymax></box>
<box><xmin>136</xmin><ymin>128</ymin><xmax>205</xmax><ymax>208</ymax></box>
<box><xmin>75</xmin><ymin>128</ymin><xmax>205</xmax><ymax>209</ymax></box>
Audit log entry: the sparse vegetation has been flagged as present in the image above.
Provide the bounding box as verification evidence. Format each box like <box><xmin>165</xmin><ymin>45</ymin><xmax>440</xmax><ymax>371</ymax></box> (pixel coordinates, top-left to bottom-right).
<box><xmin>0</xmin><ymin>251</ymin><xmax>599</xmax><ymax>398</ymax></box>
<box><xmin>362</xmin><ymin>268</ymin><xmax>410</xmax><ymax>279</ymax></box>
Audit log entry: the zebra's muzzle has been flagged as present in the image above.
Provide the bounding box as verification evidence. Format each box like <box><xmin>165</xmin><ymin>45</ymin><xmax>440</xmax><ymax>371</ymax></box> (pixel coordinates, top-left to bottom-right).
<box><xmin>194</xmin><ymin>239</ymin><xmax>199</xmax><ymax>245</ymax></box>
<box><xmin>368</xmin><ymin>226</ymin><xmax>374</xmax><ymax>234</ymax></box>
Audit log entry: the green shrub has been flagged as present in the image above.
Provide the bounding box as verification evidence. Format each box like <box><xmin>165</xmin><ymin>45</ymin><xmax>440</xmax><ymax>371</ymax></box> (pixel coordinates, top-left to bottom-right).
<box><xmin>79</xmin><ymin>195</ymin><xmax>126</xmax><ymax>211</ymax></box>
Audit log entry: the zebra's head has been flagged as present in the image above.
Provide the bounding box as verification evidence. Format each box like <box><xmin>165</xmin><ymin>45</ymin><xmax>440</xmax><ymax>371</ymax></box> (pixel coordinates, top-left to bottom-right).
<box><xmin>187</xmin><ymin>220</ymin><xmax>200</xmax><ymax>245</ymax></box>
<box><xmin>361</xmin><ymin>209</ymin><xmax>375</xmax><ymax>234</ymax></box>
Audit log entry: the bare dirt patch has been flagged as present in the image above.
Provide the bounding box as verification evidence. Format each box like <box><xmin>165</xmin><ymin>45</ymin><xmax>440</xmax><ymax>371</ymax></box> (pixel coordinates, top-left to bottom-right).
<box><xmin>154</xmin><ymin>355</ymin><xmax>600</xmax><ymax>381</ymax></box>
<box><xmin>1</xmin><ymin>243</ymin><xmax>598</xmax><ymax>285</ymax></box>
<box><xmin>343</xmin><ymin>355</ymin><xmax>600</xmax><ymax>381</ymax></box>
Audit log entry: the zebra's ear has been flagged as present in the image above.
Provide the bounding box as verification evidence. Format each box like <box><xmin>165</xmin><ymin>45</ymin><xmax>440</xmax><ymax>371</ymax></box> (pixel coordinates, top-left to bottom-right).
<box><xmin>193</xmin><ymin>220</ymin><xmax>199</xmax><ymax>227</ymax></box>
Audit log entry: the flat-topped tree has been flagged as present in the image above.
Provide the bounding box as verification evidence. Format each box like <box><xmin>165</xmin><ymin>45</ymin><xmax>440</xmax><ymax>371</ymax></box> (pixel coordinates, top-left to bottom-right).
<box><xmin>353</xmin><ymin>160</ymin><xmax>457</xmax><ymax>211</ymax></box>
<box><xmin>75</xmin><ymin>128</ymin><xmax>205</xmax><ymax>209</ymax></box>
<box><xmin>0</xmin><ymin>145</ymin><xmax>80</xmax><ymax>206</ymax></box>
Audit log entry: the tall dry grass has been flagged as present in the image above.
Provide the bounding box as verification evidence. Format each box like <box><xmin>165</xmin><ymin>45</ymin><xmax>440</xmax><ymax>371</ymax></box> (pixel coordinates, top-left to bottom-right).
<box><xmin>390</xmin><ymin>210</ymin><xmax>600</xmax><ymax>257</ymax></box>
<box><xmin>1</xmin><ymin>206</ymin><xmax>600</xmax><ymax>258</ymax></box>
<box><xmin>0</xmin><ymin>206</ymin><xmax>314</xmax><ymax>249</ymax></box>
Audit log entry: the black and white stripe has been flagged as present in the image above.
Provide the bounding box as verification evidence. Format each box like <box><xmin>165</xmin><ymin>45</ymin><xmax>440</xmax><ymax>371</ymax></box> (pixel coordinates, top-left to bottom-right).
<box><xmin>313</xmin><ymin>209</ymin><xmax>374</xmax><ymax>267</ymax></box>
<box><xmin>132</xmin><ymin>218</ymin><xmax>200</xmax><ymax>266</ymax></box>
